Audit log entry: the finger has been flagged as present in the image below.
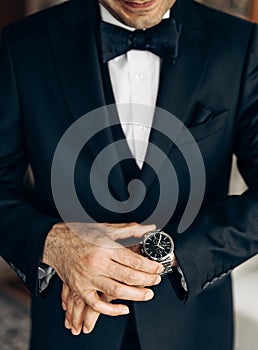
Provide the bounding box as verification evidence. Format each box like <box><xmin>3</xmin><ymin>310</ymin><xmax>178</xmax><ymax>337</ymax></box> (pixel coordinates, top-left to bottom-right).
<box><xmin>83</xmin><ymin>293</ymin><xmax>113</xmax><ymax>333</ymax></box>
<box><xmin>83</xmin><ymin>290</ymin><xmax>130</xmax><ymax>316</ymax></box>
<box><xmin>106</xmin><ymin>260</ymin><xmax>161</xmax><ymax>287</ymax></box>
<box><xmin>92</xmin><ymin>277</ymin><xmax>155</xmax><ymax>302</ymax></box>
<box><xmin>65</xmin><ymin>290</ymin><xmax>75</xmax><ymax>330</ymax></box>
<box><xmin>100</xmin><ymin>293</ymin><xmax>114</xmax><ymax>303</ymax></box>
<box><xmin>61</xmin><ymin>283</ymin><xmax>70</xmax><ymax>311</ymax></box>
<box><xmin>70</xmin><ymin>295</ymin><xmax>86</xmax><ymax>336</ymax></box>
<box><xmin>103</xmin><ymin>222</ymin><xmax>137</xmax><ymax>228</ymax></box>
<box><xmin>124</xmin><ymin>223</ymin><xmax>156</xmax><ymax>238</ymax></box>
<box><xmin>110</xmin><ymin>223</ymin><xmax>156</xmax><ymax>241</ymax></box>
<box><xmin>83</xmin><ymin>307</ymin><xmax>100</xmax><ymax>334</ymax></box>
<box><xmin>113</xmin><ymin>248</ymin><xmax>164</xmax><ymax>274</ymax></box>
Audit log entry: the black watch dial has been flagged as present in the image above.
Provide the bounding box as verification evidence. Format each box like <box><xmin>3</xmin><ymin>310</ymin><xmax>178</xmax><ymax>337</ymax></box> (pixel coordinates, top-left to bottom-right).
<box><xmin>142</xmin><ymin>231</ymin><xmax>174</xmax><ymax>261</ymax></box>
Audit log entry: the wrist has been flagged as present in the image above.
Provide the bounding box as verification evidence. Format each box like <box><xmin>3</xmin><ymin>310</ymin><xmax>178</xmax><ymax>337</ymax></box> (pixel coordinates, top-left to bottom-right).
<box><xmin>42</xmin><ymin>222</ymin><xmax>68</xmax><ymax>268</ymax></box>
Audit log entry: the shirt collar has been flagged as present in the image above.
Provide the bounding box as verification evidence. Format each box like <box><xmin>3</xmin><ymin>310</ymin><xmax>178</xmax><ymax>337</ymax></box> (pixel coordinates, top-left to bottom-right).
<box><xmin>99</xmin><ymin>3</ymin><xmax>170</xmax><ymax>32</ymax></box>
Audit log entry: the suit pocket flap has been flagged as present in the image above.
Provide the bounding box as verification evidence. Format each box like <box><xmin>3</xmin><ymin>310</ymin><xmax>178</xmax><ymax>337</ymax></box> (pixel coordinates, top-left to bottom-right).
<box><xmin>177</xmin><ymin>110</ymin><xmax>228</xmax><ymax>146</ymax></box>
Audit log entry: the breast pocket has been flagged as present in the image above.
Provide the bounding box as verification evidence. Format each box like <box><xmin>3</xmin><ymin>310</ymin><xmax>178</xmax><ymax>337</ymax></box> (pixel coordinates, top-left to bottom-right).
<box><xmin>178</xmin><ymin>109</ymin><xmax>229</xmax><ymax>146</ymax></box>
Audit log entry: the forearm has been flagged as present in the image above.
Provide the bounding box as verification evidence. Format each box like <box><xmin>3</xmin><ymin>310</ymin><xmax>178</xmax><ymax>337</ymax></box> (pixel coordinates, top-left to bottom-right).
<box><xmin>172</xmin><ymin>190</ymin><xmax>258</xmax><ymax>302</ymax></box>
<box><xmin>0</xmin><ymin>201</ymin><xmax>59</xmax><ymax>295</ymax></box>
<box><xmin>42</xmin><ymin>223</ymin><xmax>70</xmax><ymax>274</ymax></box>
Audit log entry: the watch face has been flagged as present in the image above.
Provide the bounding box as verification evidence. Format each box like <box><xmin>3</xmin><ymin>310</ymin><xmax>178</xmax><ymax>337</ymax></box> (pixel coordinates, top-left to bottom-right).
<box><xmin>142</xmin><ymin>231</ymin><xmax>174</xmax><ymax>262</ymax></box>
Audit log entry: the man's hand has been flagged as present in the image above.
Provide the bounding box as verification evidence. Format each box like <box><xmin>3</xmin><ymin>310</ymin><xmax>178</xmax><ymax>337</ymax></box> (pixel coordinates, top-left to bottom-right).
<box><xmin>42</xmin><ymin>222</ymin><xmax>163</xmax><ymax>319</ymax></box>
<box><xmin>62</xmin><ymin>283</ymin><xmax>110</xmax><ymax>335</ymax></box>
<box><xmin>61</xmin><ymin>227</ymin><xmax>180</xmax><ymax>336</ymax></box>
<box><xmin>60</xmin><ymin>229</ymin><xmax>149</xmax><ymax>336</ymax></box>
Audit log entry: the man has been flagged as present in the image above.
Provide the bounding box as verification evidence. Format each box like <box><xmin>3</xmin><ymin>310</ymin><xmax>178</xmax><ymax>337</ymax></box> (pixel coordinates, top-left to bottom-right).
<box><xmin>0</xmin><ymin>0</ymin><xmax>258</xmax><ymax>349</ymax></box>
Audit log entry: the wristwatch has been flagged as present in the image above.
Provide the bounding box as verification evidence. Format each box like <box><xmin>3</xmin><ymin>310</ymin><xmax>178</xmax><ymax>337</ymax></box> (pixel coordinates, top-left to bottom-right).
<box><xmin>140</xmin><ymin>230</ymin><xmax>174</xmax><ymax>276</ymax></box>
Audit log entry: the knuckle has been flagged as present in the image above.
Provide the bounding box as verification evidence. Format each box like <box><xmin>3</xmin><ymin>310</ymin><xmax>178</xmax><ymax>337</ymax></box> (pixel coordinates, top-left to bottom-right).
<box><xmin>116</xmin><ymin>249</ymin><xmax>127</xmax><ymax>261</ymax></box>
<box><xmin>106</xmin><ymin>284</ymin><xmax>120</xmax><ymax>297</ymax></box>
<box><xmin>126</xmin><ymin>271</ymin><xmax>137</xmax><ymax>284</ymax></box>
<box><xmin>131</xmin><ymin>257</ymin><xmax>143</xmax><ymax>270</ymax></box>
<box><xmin>84</xmin><ymin>254</ymin><xmax>97</xmax><ymax>268</ymax></box>
<box><xmin>90</xmin><ymin>300</ymin><xmax>100</xmax><ymax>312</ymax></box>
<box><xmin>74</xmin><ymin>296</ymin><xmax>84</xmax><ymax>307</ymax></box>
<box><xmin>131</xmin><ymin>272</ymin><xmax>155</xmax><ymax>287</ymax></box>
<box><xmin>84</xmin><ymin>249</ymin><xmax>108</xmax><ymax>271</ymax></box>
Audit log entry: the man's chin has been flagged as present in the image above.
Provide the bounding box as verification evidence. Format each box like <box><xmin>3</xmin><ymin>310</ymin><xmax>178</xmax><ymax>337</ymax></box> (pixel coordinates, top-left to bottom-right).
<box><xmin>118</xmin><ymin>12</ymin><xmax>164</xmax><ymax>29</ymax></box>
<box><xmin>99</xmin><ymin>0</ymin><xmax>173</xmax><ymax>29</ymax></box>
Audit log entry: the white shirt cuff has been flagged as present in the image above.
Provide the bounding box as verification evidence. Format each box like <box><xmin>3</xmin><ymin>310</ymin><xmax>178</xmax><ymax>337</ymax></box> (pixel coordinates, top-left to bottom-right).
<box><xmin>38</xmin><ymin>263</ymin><xmax>55</xmax><ymax>293</ymax></box>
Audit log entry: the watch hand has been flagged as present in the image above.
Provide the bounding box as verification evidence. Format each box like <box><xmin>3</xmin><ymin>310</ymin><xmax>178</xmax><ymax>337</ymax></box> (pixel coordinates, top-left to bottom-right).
<box><xmin>158</xmin><ymin>235</ymin><xmax>162</xmax><ymax>246</ymax></box>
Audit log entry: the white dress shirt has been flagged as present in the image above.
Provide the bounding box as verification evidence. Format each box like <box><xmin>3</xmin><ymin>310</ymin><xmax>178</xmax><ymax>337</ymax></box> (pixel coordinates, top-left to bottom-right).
<box><xmin>100</xmin><ymin>4</ymin><xmax>169</xmax><ymax>168</ymax></box>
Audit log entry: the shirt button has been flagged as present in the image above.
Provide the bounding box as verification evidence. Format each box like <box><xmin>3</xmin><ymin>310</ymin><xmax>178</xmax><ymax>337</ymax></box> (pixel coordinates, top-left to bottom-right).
<box><xmin>136</xmin><ymin>73</ymin><xmax>143</xmax><ymax>79</ymax></box>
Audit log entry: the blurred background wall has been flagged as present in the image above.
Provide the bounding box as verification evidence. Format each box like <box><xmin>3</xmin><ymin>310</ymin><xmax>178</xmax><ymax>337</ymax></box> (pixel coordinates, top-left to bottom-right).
<box><xmin>198</xmin><ymin>0</ymin><xmax>258</xmax><ymax>21</ymax></box>
<box><xmin>0</xmin><ymin>1</ymin><xmax>258</xmax><ymax>349</ymax></box>
<box><xmin>0</xmin><ymin>0</ymin><xmax>24</xmax><ymax>28</ymax></box>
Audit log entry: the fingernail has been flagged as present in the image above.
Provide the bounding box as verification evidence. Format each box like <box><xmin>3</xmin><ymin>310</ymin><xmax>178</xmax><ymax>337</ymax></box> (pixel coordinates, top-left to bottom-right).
<box><xmin>120</xmin><ymin>307</ymin><xmax>130</xmax><ymax>315</ymax></box>
<box><xmin>145</xmin><ymin>290</ymin><xmax>154</xmax><ymax>300</ymax></box>
<box><xmin>155</xmin><ymin>275</ymin><xmax>162</xmax><ymax>284</ymax></box>
<box><xmin>62</xmin><ymin>302</ymin><xmax>67</xmax><ymax>311</ymax></box>
<box><xmin>83</xmin><ymin>326</ymin><xmax>89</xmax><ymax>334</ymax></box>
<box><xmin>65</xmin><ymin>319</ymin><xmax>71</xmax><ymax>329</ymax></box>
<box><xmin>72</xmin><ymin>328</ymin><xmax>79</xmax><ymax>336</ymax></box>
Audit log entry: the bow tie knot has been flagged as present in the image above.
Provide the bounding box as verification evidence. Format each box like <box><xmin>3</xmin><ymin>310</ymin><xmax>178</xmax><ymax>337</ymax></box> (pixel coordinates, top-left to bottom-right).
<box><xmin>128</xmin><ymin>29</ymin><xmax>156</xmax><ymax>47</ymax></box>
<box><xmin>100</xmin><ymin>18</ymin><xmax>181</xmax><ymax>63</ymax></box>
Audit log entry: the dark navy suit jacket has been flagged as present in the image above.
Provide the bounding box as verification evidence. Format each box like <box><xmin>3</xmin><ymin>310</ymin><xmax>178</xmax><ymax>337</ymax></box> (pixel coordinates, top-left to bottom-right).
<box><xmin>1</xmin><ymin>0</ymin><xmax>258</xmax><ymax>349</ymax></box>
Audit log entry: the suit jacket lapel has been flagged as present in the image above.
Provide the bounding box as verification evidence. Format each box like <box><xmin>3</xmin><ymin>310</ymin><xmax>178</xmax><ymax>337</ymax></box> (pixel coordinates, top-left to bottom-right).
<box><xmin>47</xmin><ymin>0</ymin><xmax>130</xmax><ymax>200</ymax></box>
<box><xmin>100</xmin><ymin>62</ymin><xmax>140</xmax><ymax>200</ymax></box>
<box><xmin>156</xmin><ymin>0</ymin><xmax>209</xmax><ymax>122</ymax></box>
<box><xmin>47</xmin><ymin>0</ymin><xmax>104</xmax><ymax>118</ymax></box>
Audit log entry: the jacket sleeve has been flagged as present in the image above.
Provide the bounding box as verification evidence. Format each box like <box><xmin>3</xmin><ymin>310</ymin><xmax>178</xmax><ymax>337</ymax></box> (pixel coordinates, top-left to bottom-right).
<box><xmin>0</xmin><ymin>28</ymin><xmax>59</xmax><ymax>296</ymax></box>
<box><xmin>173</xmin><ymin>23</ymin><xmax>258</xmax><ymax>303</ymax></box>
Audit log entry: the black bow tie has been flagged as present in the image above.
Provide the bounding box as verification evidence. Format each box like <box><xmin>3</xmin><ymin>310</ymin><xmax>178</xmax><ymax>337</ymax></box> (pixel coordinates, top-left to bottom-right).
<box><xmin>100</xmin><ymin>18</ymin><xmax>181</xmax><ymax>63</ymax></box>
